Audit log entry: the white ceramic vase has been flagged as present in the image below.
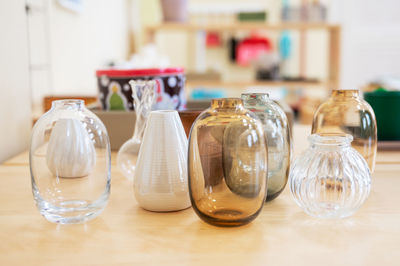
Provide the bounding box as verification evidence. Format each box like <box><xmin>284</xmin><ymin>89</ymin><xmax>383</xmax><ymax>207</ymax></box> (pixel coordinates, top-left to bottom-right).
<box><xmin>46</xmin><ymin>118</ymin><xmax>96</xmax><ymax>178</ymax></box>
<box><xmin>134</xmin><ymin>110</ymin><xmax>191</xmax><ymax>212</ymax></box>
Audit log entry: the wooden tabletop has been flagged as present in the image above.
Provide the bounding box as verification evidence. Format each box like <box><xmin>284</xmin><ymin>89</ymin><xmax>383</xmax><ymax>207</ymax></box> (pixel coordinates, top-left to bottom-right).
<box><xmin>1</xmin><ymin>124</ymin><xmax>399</xmax><ymax>265</ymax></box>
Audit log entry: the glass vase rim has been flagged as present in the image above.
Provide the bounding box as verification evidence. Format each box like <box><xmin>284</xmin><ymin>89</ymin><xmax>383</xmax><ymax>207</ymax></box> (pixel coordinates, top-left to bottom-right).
<box><xmin>241</xmin><ymin>92</ymin><xmax>270</xmax><ymax>97</ymax></box>
<box><xmin>51</xmin><ymin>99</ymin><xmax>85</xmax><ymax>109</ymax></box>
<box><xmin>211</xmin><ymin>98</ymin><xmax>244</xmax><ymax>109</ymax></box>
<box><xmin>332</xmin><ymin>89</ymin><xmax>360</xmax><ymax>95</ymax></box>
<box><xmin>308</xmin><ymin>133</ymin><xmax>353</xmax><ymax>146</ymax></box>
<box><xmin>149</xmin><ymin>110</ymin><xmax>178</xmax><ymax>117</ymax></box>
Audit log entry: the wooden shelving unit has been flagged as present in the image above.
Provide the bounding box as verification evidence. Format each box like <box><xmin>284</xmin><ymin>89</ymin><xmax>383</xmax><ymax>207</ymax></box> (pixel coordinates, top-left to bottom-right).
<box><xmin>145</xmin><ymin>22</ymin><xmax>341</xmax><ymax>93</ymax></box>
<box><xmin>146</xmin><ymin>22</ymin><xmax>340</xmax><ymax>33</ymax></box>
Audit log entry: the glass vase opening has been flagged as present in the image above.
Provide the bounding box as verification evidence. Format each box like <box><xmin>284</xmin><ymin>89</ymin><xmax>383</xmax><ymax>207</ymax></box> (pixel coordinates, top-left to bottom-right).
<box><xmin>51</xmin><ymin>99</ymin><xmax>85</xmax><ymax>109</ymax></box>
<box><xmin>211</xmin><ymin>98</ymin><xmax>244</xmax><ymax>110</ymax></box>
<box><xmin>308</xmin><ymin>133</ymin><xmax>353</xmax><ymax>148</ymax></box>
<box><xmin>331</xmin><ymin>89</ymin><xmax>359</xmax><ymax>98</ymax></box>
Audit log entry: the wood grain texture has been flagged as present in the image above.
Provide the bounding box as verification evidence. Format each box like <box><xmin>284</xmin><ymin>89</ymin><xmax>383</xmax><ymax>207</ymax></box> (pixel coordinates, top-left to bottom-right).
<box><xmin>0</xmin><ymin>124</ymin><xmax>399</xmax><ymax>265</ymax></box>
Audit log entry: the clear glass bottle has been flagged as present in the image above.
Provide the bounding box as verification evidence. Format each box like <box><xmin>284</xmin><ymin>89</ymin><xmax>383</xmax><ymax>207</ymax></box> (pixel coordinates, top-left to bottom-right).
<box><xmin>30</xmin><ymin>100</ymin><xmax>111</xmax><ymax>224</ymax></box>
<box><xmin>242</xmin><ymin>93</ymin><xmax>291</xmax><ymax>201</ymax></box>
<box><xmin>289</xmin><ymin>134</ymin><xmax>371</xmax><ymax>218</ymax></box>
<box><xmin>117</xmin><ymin>80</ymin><xmax>155</xmax><ymax>180</ymax></box>
<box><xmin>312</xmin><ymin>89</ymin><xmax>377</xmax><ymax>172</ymax></box>
<box><xmin>188</xmin><ymin>98</ymin><xmax>268</xmax><ymax>227</ymax></box>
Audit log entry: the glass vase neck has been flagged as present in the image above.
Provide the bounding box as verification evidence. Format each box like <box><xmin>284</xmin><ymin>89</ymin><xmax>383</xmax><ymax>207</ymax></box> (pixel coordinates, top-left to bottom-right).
<box><xmin>331</xmin><ymin>89</ymin><xmax>359</xmax><ymax>98</ymax></box>
<box><xmin>241</xmin><ymin>93</ymin><xmax>270</xmax><ymax>102</ymax></box>
<box><xmin>309</xmin><ymin>134</ymin><xmax>352</xmax><ymax>148</ymax></box>
<box><xmin>211</xmin><ymin>98</ymin><xmax>244</xmax><ymax>110</ymax></box>
<box><xmin>130</xmin><ymin>80</ymin><xmax>156</xmax><ymax>143</ymax></box>
<box><xmin>52</xmin><ymin>99</ymin><xmax>84</xmax><ymax>110</ymax></box>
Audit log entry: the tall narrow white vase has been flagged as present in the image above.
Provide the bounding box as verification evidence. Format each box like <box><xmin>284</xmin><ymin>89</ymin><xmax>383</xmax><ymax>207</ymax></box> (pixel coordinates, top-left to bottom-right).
<box><xmin>134</xmin><ymin>110</ymin><xmax>191</xmax><ymax>212</ymax></box>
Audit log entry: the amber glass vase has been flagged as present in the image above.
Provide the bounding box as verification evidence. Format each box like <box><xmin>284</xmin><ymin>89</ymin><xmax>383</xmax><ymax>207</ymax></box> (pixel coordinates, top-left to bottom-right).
<box><xmin>312</xmin><ymin>89</ymin><xmax>377</xmax><ymax>172</ymax></box>
<box><xmin>188</xmin><ymin>98</ymin><xmax>267</xmax><ymax>227</ymax></box>
<box><xmin>242</xmin><ymin>93</ymin><xmax>291</xmax><ymax>201</ymax></box>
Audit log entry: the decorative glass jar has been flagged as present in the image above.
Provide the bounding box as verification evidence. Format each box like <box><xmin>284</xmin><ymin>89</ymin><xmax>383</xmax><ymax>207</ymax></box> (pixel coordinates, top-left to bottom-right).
<box><xmin>312</xmin><ymin>89</ymin><xmax>377</xmax><ymax>172</ymax></box>
<box><xmin>242</xmin><ymin>93</ymin><xmax>291</xmax><ymax>201</ymax></box>
<box><xmin>289</xmin><ymin>134</ymin><xmax>371</xmax><ymax>218</ymax></box>
<box><xmin>188</xmin><ymin>98</ymin><xmax>267</xmax><ymax>227</ymax></box>
<box><xmin>30</xmin><ymin>100</ymin><xmax>111</xmax><ymax>224</ymax></box>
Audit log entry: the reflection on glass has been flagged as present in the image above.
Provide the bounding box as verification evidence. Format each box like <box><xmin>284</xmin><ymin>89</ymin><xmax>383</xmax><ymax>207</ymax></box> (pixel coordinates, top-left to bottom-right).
<box><xmin>242</xmin><ymin>93</ymin><xmax>291</xmax><ymax>201</ymax></box>
<box><xmin>188</xmin><ymin>98</ymin><xmax>267</xmax><ymax>227</ymax></box>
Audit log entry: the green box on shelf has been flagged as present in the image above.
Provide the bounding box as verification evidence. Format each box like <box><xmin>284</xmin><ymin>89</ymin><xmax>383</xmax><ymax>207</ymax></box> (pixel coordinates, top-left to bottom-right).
<box><xmin>237</xmin><ymin>12</ymin><xmax>267</xmax><ymax>22</ymax></box>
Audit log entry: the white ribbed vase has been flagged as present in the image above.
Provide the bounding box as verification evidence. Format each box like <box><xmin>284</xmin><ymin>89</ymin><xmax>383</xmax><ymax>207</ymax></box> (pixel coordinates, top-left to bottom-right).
<box><xmin>289</xmin><ymin>134</ymin><xmax>371</xmax><ymax>219</ymax></box>
<box><xmin>134</xmin><ymin>110</ymin><xmax>191</xmax><ymax>212</ymax></box>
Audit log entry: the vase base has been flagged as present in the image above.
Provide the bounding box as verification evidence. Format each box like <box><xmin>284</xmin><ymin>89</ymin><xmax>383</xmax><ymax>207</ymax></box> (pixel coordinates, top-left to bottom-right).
<box><xmin>193</xmin><ymin>207</ymin><xmax>262</xmax><ymax>227</ymax></box>
<box><xmin>140</xmin><ymin>205</ymin><xmax>191</xmax><ymax>213</ymax></box>
<box><xmin>35</xmin><ymin>193</ymin><xmax>109</xmax><ymax>224</ymax></box>
<box><xmin>302</xmin><ymin>203</ymin><xmax>359</xmax><ymax>219</ymax></box>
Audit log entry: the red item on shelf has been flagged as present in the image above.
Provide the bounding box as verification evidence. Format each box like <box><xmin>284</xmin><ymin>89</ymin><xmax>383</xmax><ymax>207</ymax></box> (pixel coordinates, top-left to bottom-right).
<box><xmin>206</xmin><ymin>32</ymin><xmax>221</xmax><ymax>47</ymax></box>
<box><xmin>236</xmin><ymin>36</ymin><xmax>272</xmax><ymax>66</ymax></box>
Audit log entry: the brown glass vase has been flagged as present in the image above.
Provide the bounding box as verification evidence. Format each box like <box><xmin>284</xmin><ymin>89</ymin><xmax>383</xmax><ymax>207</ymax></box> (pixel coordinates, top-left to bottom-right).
<box><xmin>312</xmin><ymin>89</ymin><xmax>377</xmax><ymax>172</ymax></box>
<box><xmin>188</xmin><ymin>98</ymin><xmax>268</xmax><ymax>227</ymax></box>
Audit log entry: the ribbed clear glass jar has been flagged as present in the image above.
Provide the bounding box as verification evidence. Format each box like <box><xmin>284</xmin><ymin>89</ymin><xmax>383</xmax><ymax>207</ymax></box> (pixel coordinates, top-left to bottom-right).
<box><xmin>289</xmin><ymin>134</ymin><xmax>371</xmax><ymax>219</ymax></box>
<box><xmin>312</xmin><ymin>89</ymin><xmax>377</xmax><ymax>172</ymax></box>
<box><xmin>188</xmin><ymin>98</ymin><xmax>268</xmax><ymax>227</ymax></box>
<box><xmin>242</xmin><ymin>93</ymin><xmax>291</xmax><ymax>201</ymax></box>
<box><xmin>30</xmin><ymin>100</ymin><xmax>111</xmax><ymax>224</ymax></box>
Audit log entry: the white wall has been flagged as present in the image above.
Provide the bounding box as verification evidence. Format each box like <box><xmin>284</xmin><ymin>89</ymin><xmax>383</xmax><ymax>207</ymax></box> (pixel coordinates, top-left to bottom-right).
<box><xmin>29</xmin><ymin>0</ymin><xmax>130</xmax><ymax>109</ymax></box>
<box><xmin>329</xmin><ymin>0</ymin><xmax>400</xmax><ymax>89</ymax></box>
<box><xmin>0</xmin><ymin>0</ymin><xmax>32</xmax><ymax>162</ymax></box>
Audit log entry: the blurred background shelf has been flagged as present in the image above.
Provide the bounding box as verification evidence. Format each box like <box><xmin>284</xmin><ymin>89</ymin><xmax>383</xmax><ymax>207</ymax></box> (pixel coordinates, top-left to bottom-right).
<box><xmin>146</xmin><ymin>22</ymin><xmax>340</xmax><ymax>33</ymax></box>
<box><xmin>186</xmin><ymin>79</ymin><xmax>328</xmax><ymax>89</ymax></box>
<box><xmin>146</xmin><ymin>22</ymin><xmax>341</xmax><ymax>96</ymax></box>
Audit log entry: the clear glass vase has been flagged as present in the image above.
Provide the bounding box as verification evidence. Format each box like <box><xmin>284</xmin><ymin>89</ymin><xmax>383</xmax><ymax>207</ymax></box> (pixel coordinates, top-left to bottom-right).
<box><xmin>117</xmin><ymin>80</ymin><xmax>155</xmax><ymax>180</ymax></box>
<box><xmin>289</xmin><ymin>134</ymin><xmax>371</xmax><ymax>219</ymax></box>
<box><xmin>188</xmin><ymin>98</ymin><xmax>268</xmax><ymax>227</ymax></box>
<box><xmin>242</xmin><ymin>93</ymin><xmax>291</xmax><ymax>201</ymax></box>
<box><xmin>311</xmin><ymin>89</ymin><xmax>377</xmax><ymax>172</ymax></box>
<box><xmin>30</xmin><ymin>100</ymin><xmax>111</xmax><ymax>224</ymax></box>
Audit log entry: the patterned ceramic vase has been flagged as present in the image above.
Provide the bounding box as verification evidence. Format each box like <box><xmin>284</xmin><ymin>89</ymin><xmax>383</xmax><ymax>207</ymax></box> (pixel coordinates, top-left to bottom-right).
<box><xmin>96</xmin><ymin>68</ymin><xmax>186</xmax><ymax>111</ymax></box>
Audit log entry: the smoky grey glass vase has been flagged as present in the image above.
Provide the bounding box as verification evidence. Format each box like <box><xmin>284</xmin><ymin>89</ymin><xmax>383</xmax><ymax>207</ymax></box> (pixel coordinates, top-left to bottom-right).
<box><xmin>242</xmin><ymin>93</ymin><xmax>292</xmax><ymax>201</ymax></box>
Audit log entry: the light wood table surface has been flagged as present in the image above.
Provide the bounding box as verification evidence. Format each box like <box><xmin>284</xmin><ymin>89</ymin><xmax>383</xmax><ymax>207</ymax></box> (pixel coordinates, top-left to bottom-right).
<box><xmin>1</xmin><ymin>124</ymin><xmax>399</xmax><ymax>265</ymax></box>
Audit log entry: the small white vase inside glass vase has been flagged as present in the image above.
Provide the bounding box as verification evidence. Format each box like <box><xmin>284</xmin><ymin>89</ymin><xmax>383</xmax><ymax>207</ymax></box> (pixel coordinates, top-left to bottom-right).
<box><xmin>117</xmin><ymin>80</ymin><xmax>156</xmax><ymax>180</ymax></box>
